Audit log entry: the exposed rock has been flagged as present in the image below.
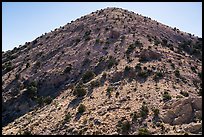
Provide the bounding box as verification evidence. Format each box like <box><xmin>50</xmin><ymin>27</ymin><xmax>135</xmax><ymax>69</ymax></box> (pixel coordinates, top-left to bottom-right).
<box><xmin>184</xmin><ymin>123</ymin><xmax>202</xmax><ymax>134</ymax></box>
<box><xmin>161</xmin><ymin>97</ymin><xmax>201</xmax><ymax>125</ymax></box>
<box><xmin>192</xmin><ymin>97</ymin><xmax>202</xmax><ymax>110</ymax></box>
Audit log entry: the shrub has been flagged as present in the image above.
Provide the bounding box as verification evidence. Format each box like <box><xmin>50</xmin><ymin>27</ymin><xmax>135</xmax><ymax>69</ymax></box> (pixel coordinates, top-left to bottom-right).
<box><xmin>26</xmin><ymin>86</ymin><xmax>37</xmax><ymax>99</ymax></box>
<box><xmin>174</xmin><ymin>69</ymin><xmax>180</xmax><ymax>77</ymax></box>
<box><xmin>95</xmin><ymin>39</ymin><xmax>100</xmax><ymax>44</ymax></box>
<box><xmin>162</xmin><ymin>38</ymin><xmax>168</xmax><ymax>46</ymax></box>
<box><xmin>152</xmin><ymin>108</ymin><xmax>159</xmax><ymax>117</ymax></box>
<box><xmin>198</xmin><ymin>89</ymin><xmax>202</xmax><ymax>96</ymax></box>
<box><xmin>138</xmin><ymin>128</ymin><xmax>150</xmax><ymax>135</ymax></box>
<box><xmin>153</xmin><ymin>71</ymin><xmax>163</xmax><ymax>81</ymax></box>
<box><xmin>82</xmin><ymin>71</ymin><xmax>95</xmax><ymax>83</ymax></box>
<box><xmin>26</xmin><ymin>63</ymin><xmax>30</xmax><ymax>68</ymax></box>
<box><xmin>64</xmin><ymin>65</ymin><xmax>72</xmax><ymax>74</ymax></box>
<box><xmin>140</xmin><ymin>105</ymin><xmax>149</xmax><ymax>118</ymax></box>
<box><xmin>115</xmin><ymin>91</ymin><xmax>119</xmax><ymax>98</ymax></box>
<box><xmin>106</xmin><ymin>86</ymin><xmax>113</xmax><ymax>97</ymax></box>
<box><xmin>64</xmin><ymin>112</ymin><xmax>71</xmax><ymax>122</ymax></box>
<box><xmin>36</xmin><ymin>96</ymin><xmax>52</xmax><ymax>106</ymax></box>
<box><xmin>4</xmin><ymin>61</ymin><xmax>13</xmax><ymax>72</ymax></box>
<box><xmin>75</xmin><ymin>38</ymin><xmax>80</xmax><ymax>44</ymax></box>
<box><xmin>131</xmin><ymin>111</ymin><xmax>138</xmax><ymax>121</ymax></box>
<box><xmin>121</xmin><ymin>120</ymin><xmax>130</xmax><ymax>133</ymax></box>
<box><xmin>90</xmin><ymin>80</ymin><xmax>100</xmax><ymax>88</ymax></box>
<box><xmin>85</xmin><ymin>36</ymin><xmax>91</xmax><ymax>41</ymax></box>
<box><xmin>22</xmin><ymin>130</ymin><xmax>32</xmax><ymax>135</ymax></box>
<box><xmin>138</xmin><ymin>70</ymin><xmax>149</xmax><ymax>79</ymax></box>
<box><xmin>102</xmin><ymin>72</ymin><xmax>107</xmax><ymax>79</ymax></box>
<box><xmin>163</xmin><ymin>91</ymin><xmax>172</xmax><ymax>101</ymax></box>
<box><xmin>135</xmin><ymin>63</ymin><xmax>142</xmax><ymax>72</ymax></box>
<box><xmin>117</xmin><ymin>120</ymin><xmax>131</xmax><ymax>133</ymax></box>
<box><xmin>78</xmin><ymin>104</ymin><xmax>86</xmax><ymax>113</ymax></box>
<box><xmin>191</xmin><ymin>66</ymin><xmax>197</xmax><ymax>73</ymax></box>
<box><xmin>107</xmin><ymin>56</ymin><xmax>118</xmax><ymax>69</ymax></box>
<box><xmin>15</xmin><ymin>73</ymin><xmax>20</xmax><ymax>80</ymax></box>
<box><xmin>124</xmin><ymin>66</ymin><xmax>132</xmax><ymax>73</ymax></box>
<box><xmin>84</xmin><ymin>30</ymin><xmax>91</xmax><ymax>41</ymax></box>
<box><xmin>198</xmin><ymin>72</ymin><xmax>202</xmax><ymax>79</ymax></box>
<box><xmin>73</xmin><ymin>84</ymin><xmax>86</xmax><ymax>97</ymax></box>
<box><xmin>26</xmin><ymin>81</ymin><xmax>38</xmax><ymax>98</ymax></box>
<box><xmin>180</xmin><ymin>91</ymin><xmax>189</xmax><ymax>97</ymax></box>
<box><xmin>43</xmin><ymin>96</ymin><xmax>53</xmax><ymax>104</ymax></box>
<box><xmin>126</xmin><ymin>44</ymin><xmax>135</xmax><ymax>55</ymax></box>
<box><xmin>171</xmin><ymin>63</ymin><xmax>175</xmax><ymax>69</ymax></box>
<box><xmin>36</xmin><ymin>96</ymin><xmax>44</xmax><ymax>106</ymax></box>
<box><xmin>35</xmin><ymin>61</ymin><xmax>41</xmax><ymax>68</ymax></box>
<box><xmin>84</xmin><ymin>30</ymin><xmax>91</xmax><ymax>37</ymax></box>
<box><xmin>126</xmin><ymin>40</ymin><xmax>143</xmax><ymax>55</ymax></box>
<box><xmin>154</xmin><ymin>39</ymin><xmax>160</xmax><ymax>46</ymax></box>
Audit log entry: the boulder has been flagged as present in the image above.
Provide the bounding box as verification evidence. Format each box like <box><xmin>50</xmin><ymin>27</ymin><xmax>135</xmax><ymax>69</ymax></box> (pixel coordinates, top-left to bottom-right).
<box><xmin>161</xmin><ymin>97</ymin><xmax>201</xmax><ymax>125</ymax></box>
<box><xmin>192</xmin><ymin>97</ymin><xmax>202</xmax><ymax>110</ymax></box>
<box><xmin>184</xmin><ymin>123</ymin><xmax>202</xmax><ymax>133</ymax></box>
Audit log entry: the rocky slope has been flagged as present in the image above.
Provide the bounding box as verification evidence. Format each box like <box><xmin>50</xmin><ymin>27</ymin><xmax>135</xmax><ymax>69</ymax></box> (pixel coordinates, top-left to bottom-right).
<box><xmin>2</xmin><ymin>7</ymin><xmax>202</xmax><ymax>135</ymax></box>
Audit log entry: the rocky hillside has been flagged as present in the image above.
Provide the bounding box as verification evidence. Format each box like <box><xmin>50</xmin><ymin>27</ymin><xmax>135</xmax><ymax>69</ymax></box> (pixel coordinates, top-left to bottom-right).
<box><xmin>2</xmin><ymin>7</ymin><xmax>202</xmax><ymax>135</ymax></box>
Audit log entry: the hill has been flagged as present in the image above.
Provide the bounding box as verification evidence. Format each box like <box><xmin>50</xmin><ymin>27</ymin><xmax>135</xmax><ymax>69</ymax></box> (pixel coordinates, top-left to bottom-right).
<box><xmin>2</xmin><ymin>7</ymin><xmax>202</xmax><ymax>135</ymax></box>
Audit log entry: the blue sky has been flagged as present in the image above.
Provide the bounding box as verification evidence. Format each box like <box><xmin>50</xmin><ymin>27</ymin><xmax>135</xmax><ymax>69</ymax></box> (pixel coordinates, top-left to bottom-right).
<box><xmin>2</xmin><ymin>2</ymin><xmax>202</xmax><ymax>51</ymax></box>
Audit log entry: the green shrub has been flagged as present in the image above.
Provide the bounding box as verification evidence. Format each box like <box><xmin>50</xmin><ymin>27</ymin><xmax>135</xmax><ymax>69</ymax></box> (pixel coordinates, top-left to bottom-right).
<box><xmin>64</xmin><ymin>112</ymin><xmax>71</xmax><ymax>122</ymax></box>
<box><xmin>90</xmin><ymin>80</ymin><xmax>100</xmax><ymax>88</ymax></box>
<box><xmin>124</xmin><ymin>66</ymin><xmax>132</xmax><ymax>72</ymax></box>
<box><xmin>4</xmin><ymin>61</ymin><xmax>13</xmax><ymax>72</ymax></box>
<box><xmin>135</xmin><ymin>63</ymin><xmax>142</xmax><ymax>72</ymax></box>
<box><xmin>85</xmin><ymin>36</ymin><xmax>91</xmax><ymax>41</ymax></box>
<box><xmin>43</xmin><ymin>96</ymin><xmax>53</xmax><ymax>104</ymax></box>
<box><xmin>180</xmin><ymin>91</ymin><xmax>189</xmax><ymax>97</ymax></box>
<box><xmin>86</xmin><ymin>51</ymin><xmax>91</xmax><ymax>56</ymax></box>
<box><xmin>140</xmin><ymin>105</ymin><xmax>149</xmax><ymax>118</ymax></box>
<box><xmin>107</xmin><ymin>56</ymin><xmax>118</xmax><ymax>69</ymax></box>
<box><xmin>73</xmin><ymin>84</ymin><xmax>86</xmax><ymax>97</ymax></box>
<box><xmin>26</xmin><ymin>82</ymin><xmax>38</xmax><ymax>99</ymax></box>
<box><xmin>64</xmin><ymin>65</ymin><xmax>72</xmax><ymax>74</ymax></box>
<box><xmin>15</xmin><ymin>73</ymin><xmax>20</xmax><ymax>79</ymax></box>
<box><xmin>121</xmin><ymin>120</ymin><xmax>130</xmax><ymax>133</ymax></box>
<box><xmin>131</xmin><ymin>111</ymin><xmax>138</xmax><ymax>121</ymax></box>
<box><xmin>154</xmin><ymin>39</ymin><xmax>160</xmax><ymax>46</ymax></box>
<box><xmin>95</xmin><ymin>39</ymin><xmax>100</xmax><ymax>44</ymax></box>
<box><xmin>115</xmin><ymin>91</ymin><xmax>119</xmax><ymax>98</ymax></box>
<box><xmin>78</xmin><ymin>104</ymin><xmax>86</xmax><ymax>113</ymax></box>
<box><xmin>198</xmin><ymin>72</ymin><xmax>202</xmax><ymax>79</ymax></box>
<box><xmin>174</xmin><ymin>69</ymin><xmax>180</xmax><ymax>77</ymax></box>
<box><xmin>163</xmin><ymin>91</ymin><xmax>172</xmax><ymax>101</ymax></box>
<box><xmin>36</xmin><ymin>96</ymin><xmax>44</xmax><ymax>106</ymax></box>
<box><xmin>117</xmin><ymin>120</ymin><xmax>131</xmax><ymax>133</ymax></box>
<box><xmin>84</xmin><ymin>30</ymin><xmax>91</xmax><ymax>41</ymax></box>
<box><xmin>153</xmin><ymin>71</ymin><xmax>163</xmax><ymax>81</ymax></box>
<box><xmin>35</xmin><ymin>61</ymin><xmax>41</xmax><ymax>69</ymax></box>
<box><xmin>22</xmin><ymin>130</ymin><xmax>32</xmax><ymax>135</ymax></box>
<box><xmin>126</xmin><ymin>44</ymin><xmax>135</xmax><ymax>55</ymax></box>
<box><xmin>171</xmin><ymin>63</ymin><xmax>175</xmax><ymax>69</ymax></box>
<box><xmin>191</xmin><ymin>66</ymin><xmax>197</xmax><ymax>73</ymax></box>
<box><xmin>36</xmin><ymin>96</ymin><xmax>52</xmax><ymax>106</ymax></box>
<box><xmin>138</xmin><ymin>128</ymin><xmax>150</xmax><ymax>135</ymax></box>
<box><xmin>106</xmin><ymin>86</ymin><xmax>113</xmax><ymax>97</ymax></box>
<box><xmin>138</xmin><ymin>70</ymin><xmax>149</xmax><ymax>78</ymax></box>
<box><xmin>26</xmin><ymin>63</ymin><xmax>30</xmax><ymax>68</ymax></box>
<box><xmin>75</xmin><ymin>38</ymin><xmax>80</xmax><ymax>44</ymax></box>
<box><xmin>198</xmin><ymin>89</ymin><xmax>202</xmax><ymax>96</ymax></box>
<box><xmin>152</xmin><ymin>108</ymin><xmax>159</xmax><ymax>117</ymax></box>
<box><xmin>82</xmin><ymin>71</ymin><xmax>95</xmax><ymax>83</ymax></box>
